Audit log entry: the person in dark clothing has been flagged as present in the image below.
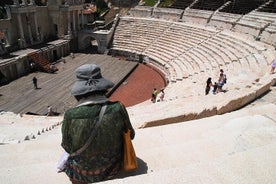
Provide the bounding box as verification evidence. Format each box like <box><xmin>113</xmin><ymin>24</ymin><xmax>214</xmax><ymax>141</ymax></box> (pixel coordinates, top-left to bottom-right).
<box><xmin>61</xmin><ymin>64</ymin><xmax>135</xmax><ymax>184</ymax></box>
<box><xmin>32</xmin><ymin>76</ymin><xmax>38</xmax><ymax>89</ymax></box>
<box><xmin>205</xmin><ymin>77</ymin><xmax>214</xmax><ymax>95</ymax></box>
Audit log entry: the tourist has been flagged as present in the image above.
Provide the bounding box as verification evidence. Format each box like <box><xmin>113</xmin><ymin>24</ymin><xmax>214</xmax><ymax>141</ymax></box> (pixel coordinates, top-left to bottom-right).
<box><xmin>32</xmin><ymin>76</ymin><xmax>38</xmax><ymax>89</ymax></box>
<box><xmin>270</xmin><ymin>57</ymin><xmax>276</xmax><ymax>74</ymax></box>
<box><xmin>61</xmin><ymin>64</ymin><xmax>135</xmax><ymax>184</ymax></box>
<box><xmin>158</xmin><ymin>88</ymin><xmax>165</xmax><ymax>101</ymax></box>
<box><xmin>216</xmin><ymin>73</ymin><xmax>225</xmax><ymax>93</ymax></box>
<box><xmin>220</xmin><ymin>69</ymin><xmax>227</xmax><ymax>84</ymax></box>
<box><xmin>213</xmin><ymin>69</ymin><xmax>227</xmax><ymax>94</ymax></box>
<box><xmin>70</xmin><ymin>52</ymin><xmax>75</xmax><ymax>59</ymax></box>
<box><xmin>205</xmin><ymin>77</ymin><xmax>214</xmax><ymax>95</ymax></box>
<box><xmin>47</xmin><ymin>106</ymin><xmax>53</xmax><ymax>116</ymax></box>
<box><xmin>50</xmin><ymin>64</ymin><xmax>56</xmax><ymax>73</ymax></box>
<box><xmin>151</xmin><ymin>88</ymin><xmax>158</xmax><ymax>103</ymax></box>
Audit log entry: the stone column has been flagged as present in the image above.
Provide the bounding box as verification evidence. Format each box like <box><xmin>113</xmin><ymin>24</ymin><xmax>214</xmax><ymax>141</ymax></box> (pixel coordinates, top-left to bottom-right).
<box><xmin>0</xmin><ymin>43</ymin><xmax>4</xmax><ymax>54</ymax></box>
<box><xmin>30</xmin><ymin>0</ymin><xmax>34</xmax><ymax>5</ymax></box>
<box><xmin>81</xmin><ymin>10</ymin><xmax>84</xmax><ymax>29</ymax></box>
<box><xmin>0</xmin><ymin>29</ymin><xmax>5</xmax><ymax>54</ymax></box>
<box><xmin>72</xmin><ymin>10</ymin><xmax>76</xmax><ymax>33</ymax></box>
<box><xmin>67</xmin><ymin>11</ymin><xmax>72</xmax><ymax>36</ymax></box>
<box><xmin>3</xmin><ymin>29</ymin><xmax>10</xmax><ymax>46</ymax></box>
<box><xmin>76</xmin><ymin>10</ymin><xmax>80</xmax><ymax>30</ymax></box>
<box><xmin>61</xmin><ymin>45</ymin><xmax>64</xmax><ymax>57</ymax></box>
<box><xmin>33</xmin><ymin>12</ymin><xmax>40</xmax><ymax>41</ymax></box>
<box><xmin>17</xmin><ymin>14</ymin><xmax>25</xmax><ymax>48</ymax></box>
<box><xmin>4</xmin><ymin>6</ymin><xmax>11</xmax><ymax>19</ymax></box>
<box><xmin>26</xmin><ymin>14</ymin><xmax>34</xmax><ymax>44</ymax></box>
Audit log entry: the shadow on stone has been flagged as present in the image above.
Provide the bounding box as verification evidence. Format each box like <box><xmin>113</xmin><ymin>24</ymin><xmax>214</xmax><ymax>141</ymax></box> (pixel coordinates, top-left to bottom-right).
<box><xmin>112</xmin><ymin>157</ymin><xmax>148</xmax><ymax>180</ymax></box>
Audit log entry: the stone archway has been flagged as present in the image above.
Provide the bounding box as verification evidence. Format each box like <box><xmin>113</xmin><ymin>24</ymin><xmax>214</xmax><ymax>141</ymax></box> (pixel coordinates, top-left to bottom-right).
<box><xmin>77</xmin><ymin>34</ymin><xmax>99</xmax><ymax>53</ymax></box>
<box><xmin>78</xmin><ymin>30</ymin><xmax>112</xmax><ymax>54</ymax></box>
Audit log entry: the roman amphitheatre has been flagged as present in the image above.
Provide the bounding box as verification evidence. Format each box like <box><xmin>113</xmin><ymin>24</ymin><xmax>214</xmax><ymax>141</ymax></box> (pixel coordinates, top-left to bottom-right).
<box><xmin>0</xmin><ymin>0</ymin><xmax>276</xmax><ymax>183</ymax></box>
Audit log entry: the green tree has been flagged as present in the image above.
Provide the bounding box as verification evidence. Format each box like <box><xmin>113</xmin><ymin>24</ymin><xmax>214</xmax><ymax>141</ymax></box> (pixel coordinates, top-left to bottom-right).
<box><xmin>0</xmin><ymin>0</ymin><xmax>13</xmax><ymax>19</ymax></box>
<box><xmin>0</xmin><ymin>0</ymin><xmax>14</xmax><ymax>7</ymax></box>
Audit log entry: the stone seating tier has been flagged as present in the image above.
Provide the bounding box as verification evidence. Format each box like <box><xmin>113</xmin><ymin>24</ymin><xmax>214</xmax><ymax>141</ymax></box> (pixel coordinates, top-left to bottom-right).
<box><xmin>128</xmin><ymin>73</ymin><xmax>274</xmax><ymax>128</ymax></box>
<box><xmin>260</xmin><ymin>22</ymin><xmax>276</xmax><ymax>47</ymax></box>
<box><xmin>111</xmin><ymin>16</ymin><xmax>275</xmax><ymax>109</ymax></box>
<box><xmin>184</xmin><ymin>9</ymin><xmax>213</xmax><ymax>19</ymax></box>
<box><xmin>259</xmin><ymin>0</ymin><xmax>276</xmax><ymax>13</ymax></box>
<box><xmin>128</xmin><ymin>6</ymin><xmax>153</xmax><ymax>17</ymax></box>
<box><xmin>152</xmin><ymin>7</ymin><xmax>183</xmax><ymax>21</ymax></box>
<box><xmin>243</xmin><ymin>11</ymin><xmax>276</xmax><ymax>24</ymax></box>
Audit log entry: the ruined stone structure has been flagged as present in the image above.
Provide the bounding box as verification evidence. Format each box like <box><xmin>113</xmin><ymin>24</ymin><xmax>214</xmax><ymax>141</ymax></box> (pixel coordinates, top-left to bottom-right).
<box><xmin>0</xmin><ymin>0</ymin><xmax>114</xmax><ymax>84</ymax></box>
<box><xmin>0</xmin><ymin>0</ymin><xmax>86</xmax><ymax>53</ymax></box>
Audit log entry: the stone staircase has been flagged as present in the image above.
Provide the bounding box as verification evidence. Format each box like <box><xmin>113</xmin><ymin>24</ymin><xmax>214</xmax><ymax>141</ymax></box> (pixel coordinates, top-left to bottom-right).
<box><xmin>28</xmin><ymin>52</ymin><xmax>55</xmax><ymax>73</ymax></box>
<box><xmin>113</xmin><ymin>103</ymin><xmax>276</xmax><ymax>184</ymax></box>
<box><xmin>0</xmin><ymin>101</ymin><xmax>275</xmax><ymax>184</ymax></box>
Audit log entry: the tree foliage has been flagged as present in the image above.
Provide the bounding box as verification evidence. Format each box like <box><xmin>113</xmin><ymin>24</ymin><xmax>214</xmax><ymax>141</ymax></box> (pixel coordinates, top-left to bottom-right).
<box><xmin>0</xmin><ymin>0</ymin><xmax>14</xmax><ymax>7</ymax></box>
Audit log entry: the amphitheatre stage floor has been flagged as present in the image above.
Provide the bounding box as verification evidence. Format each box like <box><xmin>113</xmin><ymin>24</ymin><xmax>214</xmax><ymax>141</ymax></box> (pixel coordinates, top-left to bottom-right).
<box><xmin>0</xmin><ymin>54</ymin><xmax>142</xmax><ymax>115</ymax></box>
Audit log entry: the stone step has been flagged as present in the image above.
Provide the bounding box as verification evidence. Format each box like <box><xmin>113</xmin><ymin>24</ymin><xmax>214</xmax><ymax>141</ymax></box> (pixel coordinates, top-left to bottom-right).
<box><xmin>1</xmin><ymin>103</ymin><xmax>276</xmax><ymax>184</ymax></box>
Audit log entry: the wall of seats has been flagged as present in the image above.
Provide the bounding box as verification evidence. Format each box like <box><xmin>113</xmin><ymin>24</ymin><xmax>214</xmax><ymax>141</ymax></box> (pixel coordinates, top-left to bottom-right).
<box><xmin>110</xmin><ymin>15</ymin><xmax>275</xmax><ymax>124</ymax></box>
<box><xmin>110</xmin><ymin>2</ymin><xmax>276</xmax><ymax>125</ymax></box>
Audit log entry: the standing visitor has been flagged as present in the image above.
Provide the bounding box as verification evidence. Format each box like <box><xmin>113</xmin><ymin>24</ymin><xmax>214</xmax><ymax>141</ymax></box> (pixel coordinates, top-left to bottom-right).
<box><xmin>60</xmin><ymin>64</ymin><xmax>135</xmax><ymax>184</ymax></box>
<box><xmin>151</xmin><ymin>88</ymin><xmax>158</xmax><ymax>103</ymax></box>
<box><xmin>220</xmin><ymin>69</ymin><xmax>227</xmax><ymax>84</ymax></box>
<box><xmin>270</xmin><ymin>57</ymin><xmax>276</xmax><ymax>74</ymax></box>
<box><xmin>47</xmin><ymin>106</ymin><xmax>54</xmax><ymax>116</ymax></box>
<box><xmin>158</xmin><ymin>88</ymin><xmax>165</xmax><ymax>101</ymax></box>
<box><xmin>216</xmin><ymin>73</ymin><xmax>225</xmax><ymax>93</ymax></box>
<box><xmin>32</xmin><ymin>76</ymin><xmax>38</xmax><ymax>89</ymax></box>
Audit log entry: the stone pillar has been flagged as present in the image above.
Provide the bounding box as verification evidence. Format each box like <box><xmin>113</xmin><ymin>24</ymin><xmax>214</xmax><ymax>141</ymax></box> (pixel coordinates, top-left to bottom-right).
<box><xmin>3</xmin><ymin>29</ymin><xmax>10</xmax><ymax>46</ymax></box>
<box><xmin>72</xmin><ymin>10</ymin><xmax>76</xmax><ymax>32</ymax></box>
<box><xmin>17</xmin><ymin>14</ymin><xmax>25</xmax><ymax>48</ymax></box>
<box><xmin>81</xmin><ymin>10</ymin><xmax>84</xmax><ymax>28</ymax></box>
<box><xmin>67</xmin><ymin>11</ymin><xmax>72</xmax><ymax>36</ymax></box>
<box><xmin>61</xmin><ymin>45</ymin><xmax>64</xmax><ymax>57</ymax></box>
<box><xmin>0</xmin><ymin>43</ymin><xmax>4</xmax><ymax>54</ymax></box>
<box><xmin>26</xmin><ymin>14</ymin><xmax>34</xmax><ymax>44</ymax></box>
<box><xmin>76</xmin><ymin>10</ymin><xmax>80</xmax><ymax>30</ymax></box>
<box><xmin>30</xmin><ymin>0</ymin><xmax>34</xmax><ymax>5</ymax></box>
<box><xmin>33</xmin><ymin>12</ymin><xmax>40</xmax><ymax>41</ymax></box>
<box><xmin>4</xmin><ymin>6</ymin><xmax>11</xmax><ymax>19</ymax></box>
<box><xmin>0</xmin><ymin>29</ymin><xmax>6</xmax><ymax>54</ymax></box>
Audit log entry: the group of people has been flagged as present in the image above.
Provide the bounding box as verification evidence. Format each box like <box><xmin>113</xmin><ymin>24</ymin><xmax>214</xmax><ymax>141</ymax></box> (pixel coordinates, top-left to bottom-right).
<box><xmin>151</xmin><ymin>88</ymin><xmax>165</xmax><ymax>103</ymax></box>
<box><xmin>205</xmin><ymin>69</ymin><xmax>227</xmax><ymax>95</ymax></box>
<box><xmin>205</xmin><ymin>58</ymin><xmax>276</xmax><ymax>95</ymax></box>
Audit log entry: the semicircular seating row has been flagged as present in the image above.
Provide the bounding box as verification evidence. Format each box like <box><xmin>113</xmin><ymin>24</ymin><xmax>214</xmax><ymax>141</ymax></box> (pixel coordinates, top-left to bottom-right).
<box><xmin>111</xmin><ymin>16</ymin><xmax>275</xmax><ymax>102</ymax></box>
